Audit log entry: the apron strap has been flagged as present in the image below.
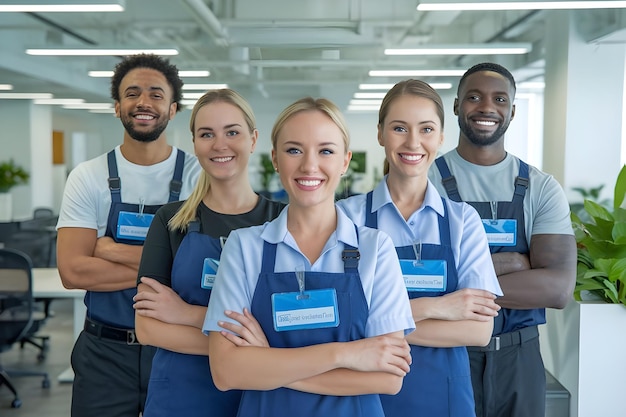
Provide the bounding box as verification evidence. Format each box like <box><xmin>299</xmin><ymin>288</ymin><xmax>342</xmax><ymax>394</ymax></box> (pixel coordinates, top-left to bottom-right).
<box><xmin>107</xmin><ymin>150</ymin><xmax>121</xmax><ymax>204</ymax></box>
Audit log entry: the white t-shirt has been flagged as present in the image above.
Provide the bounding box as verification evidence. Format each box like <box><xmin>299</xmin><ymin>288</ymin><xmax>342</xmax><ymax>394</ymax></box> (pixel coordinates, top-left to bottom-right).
<box><xmin>57</xmin><ymin>145</ymin><xmax>201</xmax><ymax>236</ymax></box>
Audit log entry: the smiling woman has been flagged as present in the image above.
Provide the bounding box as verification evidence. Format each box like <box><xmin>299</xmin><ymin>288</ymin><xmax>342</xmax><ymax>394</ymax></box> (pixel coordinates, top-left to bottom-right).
<box><xmin>203</xmin><ymin>97</ymin><xmax>415</xmax><ymax>417</ymax></box>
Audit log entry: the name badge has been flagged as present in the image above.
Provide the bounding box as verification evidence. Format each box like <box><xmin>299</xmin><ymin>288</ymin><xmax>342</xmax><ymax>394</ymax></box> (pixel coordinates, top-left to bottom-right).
<box><xmin>482</xmin><ymin>219</ymin><xmax>517</xmax><ymax>246</ymax></box>
<box><xmin>271</xmin><ymin>288</ymin><xmax>339</xmax><ymax>332</ymax></box>
<box><xmin>116</xmin><ymin>211</ymin><xmax>154</xmax><ymax>241</ymax></box>
<box><xmin>400</xmin><ymin>259</ymin><xmax>447</xmax><ymax>292</ymax></box>
<box><xmin>201</xmin><ymin>258</ymin><xmax>220</xmax><ymax>289</ymax></box>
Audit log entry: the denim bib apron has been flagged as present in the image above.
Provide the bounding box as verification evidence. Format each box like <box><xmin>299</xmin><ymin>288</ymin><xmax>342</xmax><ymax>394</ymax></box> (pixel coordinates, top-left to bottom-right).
<box><xmin>239</xmin><ymin>236</ymin><xmax>385</xmax><ymax>417</ymax></box>
<box><xmin>435</xmin><ymin>157</ymin><xmax>543</xmax><ymax>333</ymax></box>
<box><xmin>365</xmin><ymin>192</ymin><xmax>474</xmax><ymax>416</ymax></box>
<box><xmin>85</xmin><ymin>149</ymin><xmax>186</xmax><ymax>328</ymax></box>
<box><xmin>143</xmin><ymin>220</ymin><xmax>242</xmax><ymax>417</ymax></box>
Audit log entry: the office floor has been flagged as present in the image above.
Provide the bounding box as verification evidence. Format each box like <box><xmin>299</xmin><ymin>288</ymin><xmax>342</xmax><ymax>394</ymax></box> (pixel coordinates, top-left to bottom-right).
<box><xmin>0</xmin><ymin>299</ymin><xmax>73</xmax><ymax>415</ymax></box>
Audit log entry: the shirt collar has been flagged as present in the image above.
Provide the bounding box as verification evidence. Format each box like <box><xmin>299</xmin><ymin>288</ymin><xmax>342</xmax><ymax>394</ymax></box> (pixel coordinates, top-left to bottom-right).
<box><xmin>371</xmin><ymin>176</ymin><xmax>445</xmax><ymax>217</ymax></box>
<box><xmin>260</xmin><ymin>204</ymin><xmax>359</xmax><ymax>248</ymax></box>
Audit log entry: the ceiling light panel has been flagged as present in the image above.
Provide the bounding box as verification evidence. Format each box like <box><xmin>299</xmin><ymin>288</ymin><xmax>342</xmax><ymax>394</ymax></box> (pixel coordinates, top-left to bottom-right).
<box><xmin>385</xmin><ymin>43</ymin><xmax>531</xmax><ymax>55</ymax></box>
<box><xmin>416</xmin><ymin>1</ymin><xmax>626</xmax><ymax>11</ymax></box>
<box><xmin>0</xmin><ymin>0</ymin><xmax>125</xmax><ymax>12</ymax></box>
<box><xmin>27</xmin><ymin>48</ymin><xmax>178</xmax><ymax>56</ymax></box>
<box><xmin>369</xmin><ymin>70</ymin><xmax>466</xmax><ymax>77</ymax></box>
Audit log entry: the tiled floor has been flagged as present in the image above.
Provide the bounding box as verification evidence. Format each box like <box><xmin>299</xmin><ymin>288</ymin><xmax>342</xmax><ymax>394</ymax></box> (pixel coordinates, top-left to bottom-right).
<box><xmin>0</xmin><ymin>299</ymin><xmax>73</xmax><ymax>415</ymax></box>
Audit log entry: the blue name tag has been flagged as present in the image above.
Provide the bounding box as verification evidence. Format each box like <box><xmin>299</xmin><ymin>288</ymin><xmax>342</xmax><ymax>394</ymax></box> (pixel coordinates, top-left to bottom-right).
<box><xmin>116</xmin><ymin>211</ymin><xmax>155</xmax><ymax>241</ymax></box>
<box><xmin>482</xmin><ymin>219</ymin><xmax>517</xmax><ymax>246</ymax></box>
<box><xmin>271</xmin><ymin>288</ymin><xmax>339</xmax><ymax>332</ymax></box>
<box><xmin>201</xmin><ymin>258</ymin><xmax>220</xmax><ymax>289</ymax></box>
<box><xmin>400</xmin><ymin>259</ymin><xmax>447</xmax><ymax>292</ymax></box>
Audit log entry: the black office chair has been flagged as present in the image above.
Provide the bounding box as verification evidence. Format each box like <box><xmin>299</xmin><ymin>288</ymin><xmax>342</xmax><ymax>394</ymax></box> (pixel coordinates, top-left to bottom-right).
<box><xmin>0</xmin><ymin>248</ymin><xmax>51</xmax><ymax>409</ymax></box>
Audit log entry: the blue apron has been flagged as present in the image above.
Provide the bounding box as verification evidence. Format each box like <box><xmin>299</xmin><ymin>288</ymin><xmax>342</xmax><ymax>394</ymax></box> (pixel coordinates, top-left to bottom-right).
<box><xmin>143</xmin><ymin>221</ymin><xmax>241</xmax><ymax>417</ymax></box>
<box><xmin>434</xmin><ymin>157</ymin><xmax>542</xmax><ymax>334</ymax></box>
<box><xmin>240</xmin><ymin>236</ymin><xmax>384</xmax><ymax>417</ymax></box>
<box><xmin>85</xmin><ymin>149</ymin><xmax>186</xmax><ymax>328</ymax></box>
<box><xmin>365</xmin><ymin>192</ymin><xmax>475</xmax><ymax>416</ymax></box>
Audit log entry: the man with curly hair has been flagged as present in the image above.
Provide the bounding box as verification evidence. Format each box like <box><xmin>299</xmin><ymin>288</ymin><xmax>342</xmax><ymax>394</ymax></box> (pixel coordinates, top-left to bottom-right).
<box><xmin>56</xmin><ymin>54</ymin><xmax>201</xmax><ymax>417</ymax></box>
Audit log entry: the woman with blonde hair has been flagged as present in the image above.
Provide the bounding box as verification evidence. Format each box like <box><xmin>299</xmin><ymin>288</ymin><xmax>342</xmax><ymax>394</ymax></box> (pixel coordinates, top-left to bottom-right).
<box><xmin>133</xmin><ymin>89</ymin><xmax>285</xmax><ymax>417</ymax></box>
<box><xmin>203</xmin><ymin>97</ymin><xmax>414</xmax><ymax>417</ymax></box>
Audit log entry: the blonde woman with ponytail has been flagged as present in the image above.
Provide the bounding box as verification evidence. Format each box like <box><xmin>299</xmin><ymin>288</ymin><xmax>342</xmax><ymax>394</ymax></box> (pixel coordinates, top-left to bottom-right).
<box><xmin>133</xmin><ymin>89</ymin><xmax>285</xmax><ymax>417</ymax></box>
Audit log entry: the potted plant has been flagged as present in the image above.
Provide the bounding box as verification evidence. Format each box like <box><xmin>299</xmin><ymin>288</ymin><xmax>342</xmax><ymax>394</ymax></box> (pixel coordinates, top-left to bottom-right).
<box><xmin>0</xmin><ymin>158</ymin><xmax>29</xmax><ymax>221</ymax></box>
<box><xmin>571</xmin><ymin>164</ymin><xmax>626</xmax><ymax>305</ymax></box>
<box><xmin>542</xmin><ymin>165</ymin><xmax>626</xmax><ymax>416</ymax></box>
<box><xmin>0</xmin><ymin>158</ymin><xmax>29</xmax><ymax>193</ymax></box>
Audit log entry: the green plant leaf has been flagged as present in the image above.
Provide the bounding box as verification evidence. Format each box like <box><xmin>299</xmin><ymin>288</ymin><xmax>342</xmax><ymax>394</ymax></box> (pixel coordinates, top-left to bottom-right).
<box><xmin>572</xmin><ymin>165</ymin><xmax>626</xmax><ymax>305</ymax></box>
<box><xmin>583</xmin><ymin>218</ymin><xmax>614</xmax><ymax>242</ymax></box>
<box><xmin>614</xmin><ymin>165</ymin><xmax>626</xmax><ymax>210</ymax></box>
<box><xmin>613</xmin><ymin>221</ymin><xmax>626</xmax><ymax>244</ymax></box>
<box><xmin>585</xmin><ymin>200</ymin><xmax>613</xmax><ymax>222</ymax></box>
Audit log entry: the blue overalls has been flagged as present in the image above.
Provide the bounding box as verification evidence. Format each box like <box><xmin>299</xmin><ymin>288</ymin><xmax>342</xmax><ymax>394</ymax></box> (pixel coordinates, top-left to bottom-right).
<box><xmin>435</xmin><ymin>157</ymin><xmax>542</xmax><ymax>334</ymax></box>
<box><xmin>436</xmin><ymin>157</ymin><xmax>544</xmax><ymax>417</ymax></box>
<box><xmin>240</xmin><ymin>237</ymin><xmax>384</xmax><ymax>417</ymax></box>
<box><xmin>143</xmin><ymin>220</ymin><xmax>242</xmax><ymax>417</ymax></box>
<box><xmin>364</xmin><ymin>192</ymin><xmax>475</xmax><ymax>417</ymax></box>
<box><xmin>84</xmin><ymin>149</ymin><xmax>186</xmax><ymax>329</ymax></box>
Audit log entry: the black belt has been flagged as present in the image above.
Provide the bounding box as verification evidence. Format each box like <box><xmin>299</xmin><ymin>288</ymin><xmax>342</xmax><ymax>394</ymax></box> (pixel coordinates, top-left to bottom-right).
<box><xmin>468</xmin><ymin>325</ymin><xmax>539</xmax><ymax>352</ymax></box>
<box><xmin>84</xmin><ymin>317</ymin><xmax>140</xmax><ymax>345</ymax></box>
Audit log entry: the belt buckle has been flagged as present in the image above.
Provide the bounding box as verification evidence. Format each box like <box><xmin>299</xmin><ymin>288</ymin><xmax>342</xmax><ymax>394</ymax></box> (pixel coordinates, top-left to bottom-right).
<box><xmin>493</xmin><ymin>336</ymin><xmax>500</xmax><ymax>351</ymax></box>
<box><xmin>126</xmin><ymin>330</ymin><xmax>139</xmax><ymax>345</ymax></box>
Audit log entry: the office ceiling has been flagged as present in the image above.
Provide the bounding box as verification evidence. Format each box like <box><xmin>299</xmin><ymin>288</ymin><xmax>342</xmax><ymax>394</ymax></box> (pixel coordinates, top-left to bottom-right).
<box><xmin>1</xmin><ymin>0</ymin><xmax>626</xmax><ymax>112</ymax></box>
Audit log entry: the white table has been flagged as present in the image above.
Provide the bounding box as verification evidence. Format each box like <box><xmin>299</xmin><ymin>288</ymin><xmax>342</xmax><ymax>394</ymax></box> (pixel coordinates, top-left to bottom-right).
<box><xmin>32</xmin><ymin>268</ymin><xmax>86</xmax><ymax>383</ymax></box>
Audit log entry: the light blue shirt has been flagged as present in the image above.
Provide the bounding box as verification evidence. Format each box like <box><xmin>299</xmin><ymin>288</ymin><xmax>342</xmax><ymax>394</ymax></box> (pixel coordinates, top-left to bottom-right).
<box><xmin>337</xmin><ymin>178</ymin><xmax>502</xmax><ymax>296</ymax></box>
<box><xmin>203</xmin><ymin>206</ymin><xmax>415</xmax><ymax>337</ymax></box>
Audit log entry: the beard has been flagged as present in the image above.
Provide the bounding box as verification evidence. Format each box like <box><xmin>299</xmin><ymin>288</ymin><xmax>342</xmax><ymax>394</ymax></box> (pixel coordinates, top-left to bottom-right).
<box><xmin>120</xmin><ymin>113</ymin><xmax>169</xmax><ymax>143</ymax></box>
<box><xmin>458</xmin><ymin>116</ymin><xmax>511</xmax><ymax>147</ymax></box>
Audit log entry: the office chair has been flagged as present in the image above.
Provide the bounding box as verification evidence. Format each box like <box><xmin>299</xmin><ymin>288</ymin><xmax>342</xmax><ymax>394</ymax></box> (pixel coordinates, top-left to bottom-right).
<box><xmin>32</xmin><ymin>207</ymin><xmax>54</xmax><ymax>219</ymax></box>
<box><xmin>0</xmin><ymin>248</ymin><xmax>51</xmax><ymax>409</ymax></box>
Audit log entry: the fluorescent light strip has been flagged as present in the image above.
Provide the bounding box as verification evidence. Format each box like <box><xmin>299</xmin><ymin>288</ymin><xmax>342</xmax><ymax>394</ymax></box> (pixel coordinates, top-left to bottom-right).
<box><xmin>182</xmin><ymin>84</ymin><xmax>229</xmax><ymax>90</ymax></box>
<box><xmin>359</xmin><ymin>84</ymin><xmax>395</xmax><ymax>90</ymax></box>
<box><xmin>27</xmin><ymin>49</ymin><xmax>178</xmax><ymax>56</ymax></box>
<box><xmin>0</xmin><ymin>3</ymin><xmax>124</xmax><ymax>12</ymax></box>
<box><xmin>385</xmin><ymin>47</ymin><xmax>530</xmax><ymax>55</ymax></box>
<box><xmin>178</xmin><ymin>71</ymin><xmax>210</xmax><ymax>77</ymax></box>
<box><xmin>183</xmin><ymin>93</ymin><xmax>206</xmax><ymax>100</ymax></box>
<box><xmin>354</xmin><ymin>92</ymin><xmax>387</xmax><ymax>99</ymax></box>
<box><xmin>89</xmin><ymin>70</ymin><xmax>210</xmax><ymax>78</ymax></box>
<box><xmin>0</xmin><ymin>93</ymin><xmax>53</xmax><ymax>99</ymax></box>
<box><xmin>34</xmin><ymin>98</ymin><xmax>85</xmax><ymax>105</ymax></box>
<box><xmin>89</xmin><ymin>108</ymin><xmax>117</xmax><ymax>114</ymax></box>
<box><xmin>369</xmin><ymin>70</ymin><xmax>466</xmax><ymax>77</ymax></box>
<box><xmin>417</xmin><ymin>1</ymin><xmax>626</xmax><ymax>11</ymax></box>
<box><xmin>359</xmin><ymin>82</ymin><xmax>453</xmax><ymax>90</ymax></box>
<box><xmin>62</xmin><ymin>103</ymin><xmax>113</xmax><ymax>110</ymax></box>
<box><xmin>347</xmin><ymin>105</ymin><xmax>380</xmax><ymax>112</ymax></box>
<box><xmin>88</xmin><ymin>71</ymin><xmax>113</xmax><ymax>77</ymax></box>
<box><xmin>0</xmin><ymin>84</ymin><xmax>13</xmax><ymax>90</ymax></box>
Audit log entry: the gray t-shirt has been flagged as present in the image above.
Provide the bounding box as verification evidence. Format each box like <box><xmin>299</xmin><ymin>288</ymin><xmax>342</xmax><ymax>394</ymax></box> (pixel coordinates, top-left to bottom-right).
<box><xmin>428</xmin><ymin>150</ymin><xmax>573</xmax><ymax>241</ymax></box>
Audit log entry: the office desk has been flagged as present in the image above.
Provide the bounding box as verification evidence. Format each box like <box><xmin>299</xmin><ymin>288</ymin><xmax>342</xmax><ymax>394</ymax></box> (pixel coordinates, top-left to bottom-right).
<box><xmin>32</xmin><ymin>268</ymin><xmax>86</xmax><ymax>383</ymax></box>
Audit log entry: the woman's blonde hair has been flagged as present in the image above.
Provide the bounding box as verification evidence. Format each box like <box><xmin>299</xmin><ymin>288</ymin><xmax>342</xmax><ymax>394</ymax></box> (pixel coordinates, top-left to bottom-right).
<box><xmin>168</xmin><ymin>88</ymin><xmax>256</xmax><ymax>231</ymax></box>
<box><xmin>379</xmin><ymin>79</ymin><xmax>444</xmax><ymax>174</ymax></box>
<box><xmin>270</xmin><ymin>97</ymin><xmax>350</xmax><ymax>153</ymax></box>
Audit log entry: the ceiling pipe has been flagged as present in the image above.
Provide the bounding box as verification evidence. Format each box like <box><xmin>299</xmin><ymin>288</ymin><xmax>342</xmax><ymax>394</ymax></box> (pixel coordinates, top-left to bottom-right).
<box><xmin>181</xmin><ymin>0</ymin><xmax>229</xmax><ymax>47</ymax></box>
